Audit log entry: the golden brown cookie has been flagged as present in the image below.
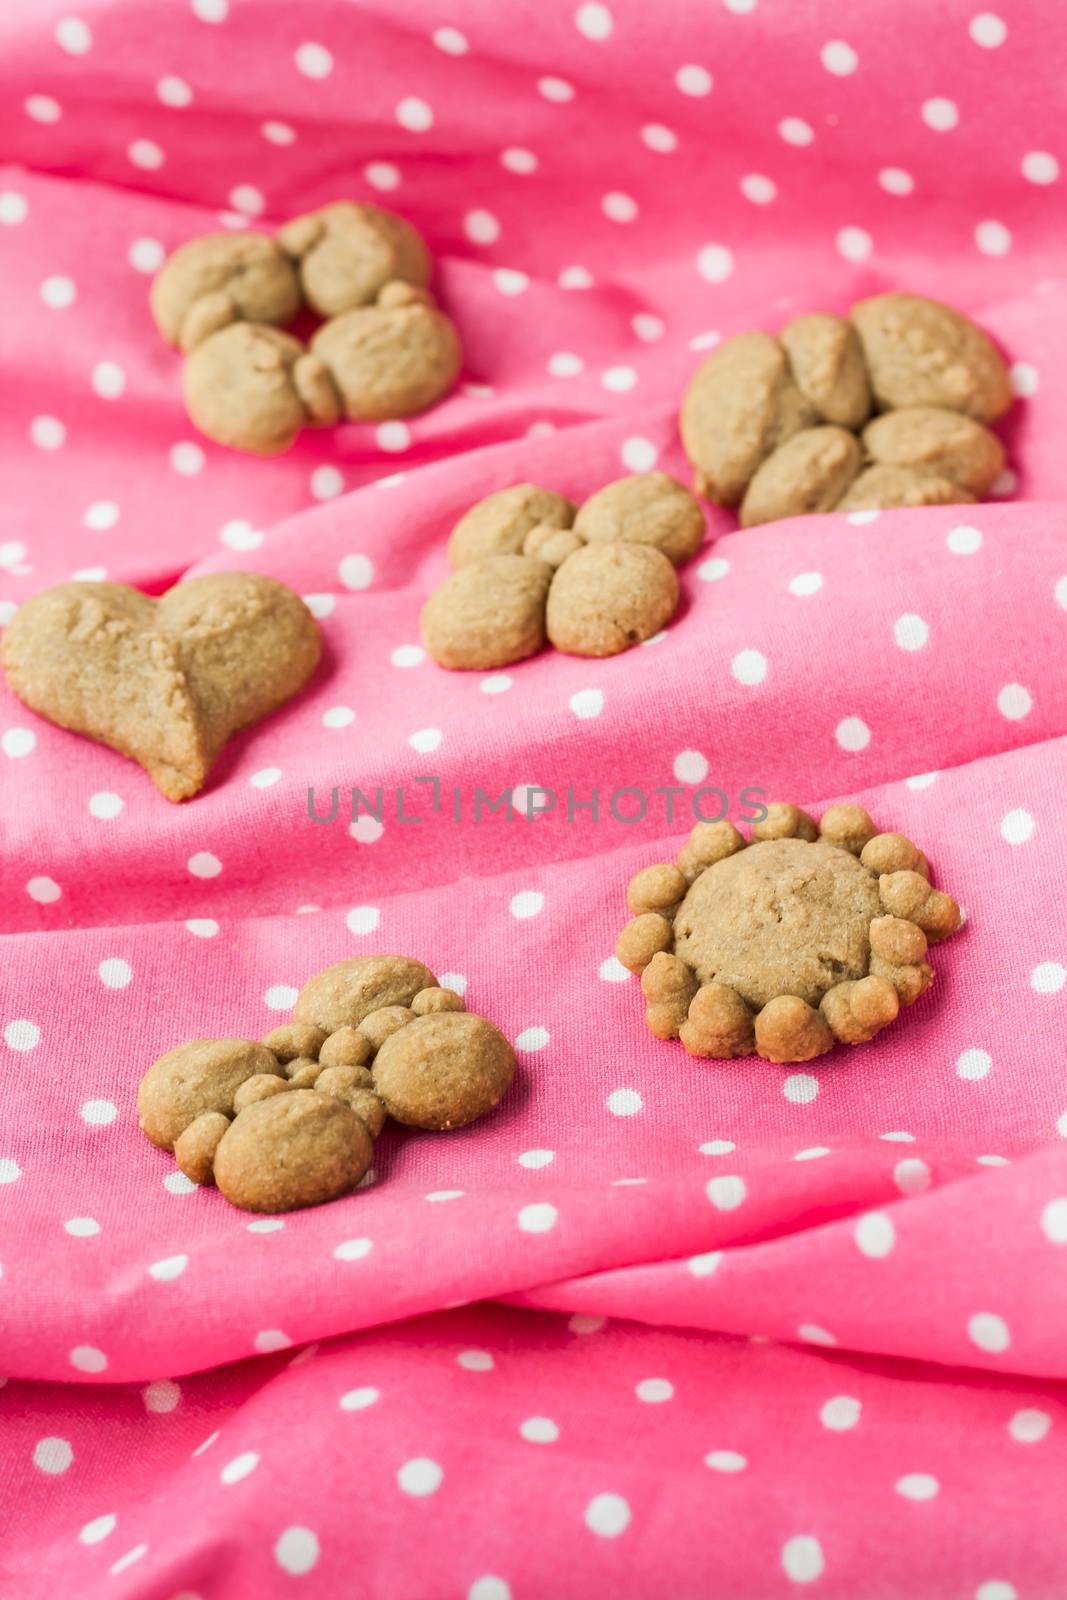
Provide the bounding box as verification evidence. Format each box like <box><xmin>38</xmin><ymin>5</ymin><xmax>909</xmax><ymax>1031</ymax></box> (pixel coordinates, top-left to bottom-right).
<box><xmin>447</xmin><ymin>485</ymin><xmax>577</xmax><ymax>569</ymax></box>
<box><xmin>371</xmin><ymin>1012</ymin><xmax>516</xmax><ymax>1130</ymax></box>
<box><xmin>780</xmin><ymin>313</ymin><xmax>871</xmax><ymax>429</ymax></box>
<box><xmin>261</xmin><ymin>1024</ymin><xmax>328</xmax><ymax>1062</ymax></box>
<box><xmin>545</xmin><ymin>543</ymin><xmax>679</xmax><ymax>656</ymax></box>
<box><xmin>213</xmin><ymin>1090</ymin><xmax>374</xmax><ymax>1213</ymax></box>
<box><xmin>150</xmin><ymin>233</ymin><xmax>303</xmax><ymax>353</ymax></box>
<box><xmin>293</xmin><ymin>956</ymin><xmax>438</xmax><ymax>1034</ymax></box>
<box><xmin>278</xmin><ymin>201</ymin><xmax>432</xmax><ymax>317</ymax></box>
<box><xmin>616</xmin><ymin>802</ymin><xmax>961</xmax><ymax>1063</ymax></box>
<box><xmin>1</xmin><ymin>573</ymin><xmax>321</xmax><ymax>802</ymax></box>
<box><xmin>174</xmin><ymin>1111</ymin><xmax>232</xmax><ymax>1185</ymax></box>
<box><xmin>317</xmin><ymin>1027</ymin><xmax>373</xmax><ymax>1069</ymax></box>
<box><xmin>310</xmin><ymin>282</ymin><xmax>461</xmax><ymax>421</ymax></box>
<box><xmin>679</xmin><ymin>331</ymin><xmax>818</xmax><ymax>505</ymax></box>
<box><xmin>522</xmin><ymin>526</ymin><xmax>586</xmax><ymax>568</ymax></box>
<box><xmin>835</xmin><ymin>464</ymin><xmax>975</xmax><ymax>512</ymax></box>
<box><xmin>572</xmin><ymin>473</ymin><xmax>706</xmax><ymax>565</ymax></box>
<box><xmin>861</xmin><ymin>406</ymin><xmax>1005</xmax><ymax>496</ymax></box>
<box><xmin>183</xmin><ymin>323</ymin><xmax>339</xmax><ymax>456</ymax></box>
<box><xmin>851</xmin><ymin>292</ymin><xmax>1012</xmax><ymax>422</ymax></box>
<box><xmin>420</xmin><ymin>554</ymin><xmax>553</xmax><ymax>670</ymax></box>
<box><xmin>138</xmin><ymin>1039</ymin><xmax>283</xmax><ymax>1149</ymax></box>
<box><xmin>740</xmin><ymin>426</ymin><xmax>862</xmax><ymax>527</ymax></box>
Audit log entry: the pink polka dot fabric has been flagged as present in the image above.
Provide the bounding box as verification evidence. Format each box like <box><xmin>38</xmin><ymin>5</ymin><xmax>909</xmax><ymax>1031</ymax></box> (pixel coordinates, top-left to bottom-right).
<box><xmin>1</xmin><ymin>1</ymin><xmax>1066</xmax><ymax>1594</ymax></box>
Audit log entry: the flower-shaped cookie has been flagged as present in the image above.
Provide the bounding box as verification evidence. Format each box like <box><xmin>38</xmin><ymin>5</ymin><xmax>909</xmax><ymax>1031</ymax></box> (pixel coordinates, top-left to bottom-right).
<box><xmin>138</xmin><ymin>956</ymin><xmax>516</xmax><ymax>1212</ymax></box>
<box><xmin>616</xmin><ymin>803</ymin><xmax>961</xmax><ymax>1063</ymax></box>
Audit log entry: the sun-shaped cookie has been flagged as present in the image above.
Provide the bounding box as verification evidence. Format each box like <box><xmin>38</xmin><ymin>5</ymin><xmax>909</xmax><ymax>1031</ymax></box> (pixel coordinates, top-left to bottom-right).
<box><xmin>615</xmin><ymin>803</ymin><xmax>962</xmax><ymax>1063</ymax></box>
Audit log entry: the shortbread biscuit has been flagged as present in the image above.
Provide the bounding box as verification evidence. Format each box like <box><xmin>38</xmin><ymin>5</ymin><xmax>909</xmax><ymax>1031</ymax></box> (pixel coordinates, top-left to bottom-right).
<box><xmin>740</xmin><ymin>426</ymin><xmax>862</xmax><ymax>527</ymax></box>
<box><xmin>780</xmin><ymin>313</ymin><xmax>871</xmax><ymax>429</ymax></box>
<box><xmin>851</xmin><ymin>292</ymin><xmax>1011</xmax><ymax>421</ymax></box>
<box><xmin>573</xmin><ymin>473</ymin><xmax>706</xmax><ymax>565</ymax></box>
<box><xmin>545</xmin><ymin>543</ymin><xmax>678</xmax><ymax>656</ymax></box>
<box><xmin>278</xmin><ymin>201</ymin><xmax>432</xmax><ymax>318</ymax></box>
<box><xmin>372</xmin><ymin>1012</ymin><xmax>516</xmax><ymax>1130</ymax></box>
<box><xmin>293</xmin><ymin>956</ymin><xmax>438</xmax><ymax>1034</ymax></box>
<box><xmin>447</xmin><ymin>485</ymin><xmax>576</xmax><ymax>568</ymax></box>
<box><xmin>311</xmin><ymin>282</ymin><xmax>461</xmax><ymax>420</ymax></box>
<box><xmin>836</xmin><ymin>464</ymin><xmax>975</xmax><ymax>512</ymax></box>
<box><xmin>421</xmin><ymin>554</ymin><xmax>553</xmax><ymax>669</ymax></box>
<box><xmin>138</xmin><ymin>1039</ymin><xmax>283</xmax><ymax>1149</ymax></box>
<box><xmin>861</xmin><ymin>406</ymin><xmax>1005</xmax><ymax>496</ymax></box>
<box><xmin>150</xmin><ymin>233</ymin><xmax>303</xmax><ymax>353</ymax></box>
<box><xmin>213</xmin><ymin>1090</ymin><xmax>374</xmax><ymax>1213</ymax></box>
<box><xmin>183</xmin><ymin>323</ymin><xmax>339</xmax><ymax>455</ymax></box>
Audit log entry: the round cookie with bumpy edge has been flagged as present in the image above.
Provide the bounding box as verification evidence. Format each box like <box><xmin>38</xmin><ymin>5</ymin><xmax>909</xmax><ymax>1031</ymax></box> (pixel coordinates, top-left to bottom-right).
<box><xmin>311</xmin><ymin>282</ymin><xmax>461</xmax><ymax>421</ymax></box>
<box><xmin>545</xmin><ymin>543</ymin><xmax>678</xmax><ymax>657</ymax></box>
<box><xmin>371</xmin><ymin>1012</ymin><xmax>516</xmax><ymax>1130</ymax></box>
<box><xmin>213</xmin><ymin>1090</ymin><xmax>374</xmax><ymax>1213</ymax></box>
<box><xmin>150</xmin><ymin>233</ymin><xmax>303</xmax><ymax>353</ymax></box>
<box><xmin>278</xmin><ymin>201</ymin><xmax>432</xmax><ymax>318</ymax></box>
<box><xmin>740</xmin><ymin>426</ymin><xmax>862</xmax><ymax>528</ymax></box>
<box><xmin>447</xmin><ymin>485</ymin><xmax>577</xmax><ymax>569</ymax></box>
<box><xmin>183</xmin><ymin>323</ymin><xmax>339</xmax><ymax>456</ymax></box>
<box><xmin>851</xmin><ymin>292</ymin><xmax>1012</xmax><ymax>422</ymax></box>
<box><xmin>573</xmin><ymin>473</ymin><xmax>706</xmax><ymax>566</ymax></box>
<box><xmin>421</xmin><ymin>554</ymin><xmax>553</xmax><ymax>670</ymax></box>
<box><xmin>836</xmin><ymin>464</ymin><xmax>975</xmax><ymax>513</ymax></box>
<box><xmin>861</xmin><ymin>407</ymin><xmax>1005</xmax><ymax>497</ymax></box>
<box><xmin>616</xmin><ymin>803</ymin><xmax>961</xmax><ymax>1064</ymax></box>
<box><xmin>293</xmin><ymin>955</ymin><xmax>438</xmax><ymax>1034</ymax></box>
<box><xmin>780</xmin><ymin>313</ymin><xmax>871</xmax><ymax>430</ymax></box>
<box><xmin>138</xmin><ymin>1039</ymin><xmax>283</xmax><ymax>1149</ymax></box>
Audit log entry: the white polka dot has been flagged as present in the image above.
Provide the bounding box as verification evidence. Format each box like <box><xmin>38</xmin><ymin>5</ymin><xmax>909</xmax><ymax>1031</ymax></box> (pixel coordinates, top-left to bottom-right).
<box><xmin>26</xmin><ymin>876</ymin><xmax>61</xmax><ymax>904</ymax></box>
<box><xmin>782</xmin><ymin>572</ymin><xmax>824</xmax><ymax>600</ymax></box>
<box><xmin>275</xmin><ymin>1526</ymin><xmax>319</xmax><ymax>1575</ymax></box>
<box><xmin>517</xmin><ymin>1416</ymin><xmax>558</xmax><ymax>1446</ymax></box>
<box><xmin>696</xmin><ymin>243</ymin><xmax>733</xmax><ymax>282</ymax></box>
<box><xmin>396</xmin><ymin>97</ymin><xmax>433</xmax><ymax>132</ymax></box>
<box><xmin>602</xmin><ymin>191</ymin><xmax>638</xmax><ymax>223</ymax></box>
<box><xmin>947</xmin><ymin>524</ymin><xmax>983</xmax><ymax>554</ymax></box>
<box><xmin>558</xmin><ymin>264</ymin><xmax>594</xmax><ymax>289</ymax></box>
<box><xmin>700</xmin><ymin>1140</ymin><xmax>736</xmax><ymax>1156</ymax></box>
<box><xmin>337</xmin><ymin>553</ymin><xmax>376</xmax><ymax>595</ymax></box>
<box><xmin>217</xmin><ymin>1449</ymin><xmax>260</xmax><ymax>1484</ymax></box>
<box><xmin>320</xmin><ymin>706</ymin><xmax>355</xmax><ymax>732</ymax></box>
<box><xmin>170</xmin><ymin>441</ymin><xmax>204</xmax><ymax>476</ymax></box>
<box><xmin>34</xmin><ymin>1437</ymin><xmax>73</xmax><ymax>1474</ymax></box>
<box><xmin>846</xmin><ymin>509</ymin><xmax>880</xmax><ymax>525</ymax></box>
<box><xmin>569</xmin><ymin>1314</ymin><xmax>606</xmax><ymax>1335</ymax></box>
<box><xmin>641</xmin><ymin>123</ymin><xmax>677</xmax><ymax>153</ymax></box>
<box><xmin>408</xmin><ymin>727</ymin><xmax>442</xmax><ymax>756</ymax></box>
<box><xmin>192</xmin><ymin>0</ymin><xmax>228</xmax><ymax>17</ymax></box>
<box><xmin>783</xmin><ymin>1073</ymin><xmax>819</xmax><ymax>1104</ymax></box>
<box><xmin>706</xmin><ymin>1174</ymin><xmax>746</xmax><ymax>1211</ymax></box>
<box><xmin>72</xmin><ymin>566</ymin><xmax>107</xmax><ymax>583</ymax></box>
<box><xmin>518</xmin><ymin>1202</ymin><xmax>558</xmax><ymax>1234</ymax></box>
<box><xmin>1008</xmin><ymin>1407</ymin><xmax>1050</xmax><ymax>1443</ymax></box>
<box><xmin>128</xmin><ymin>138</ymin><xmax>164</xmax><ymax>170</ymax></box>
<box><xmin>492</xmin><ymin>267</ymin><xmax>529</xmax><ymax>296</ymax></box>
<box><xmin>79</xmin><ymin>1513</ymin><xmax>116</xmax><ymax>1545</ymax></box>
<box><xmin>970</xmin><ymin>13</ymin><xmax>1007</xmax><ymax>47</ymax></box>
<box><xmin>516</xmin><ymin>1027</ymin><xmax>549</xmax><ymax>1051</ymax></box>
<box><xmin>501</xmin><ymin>148</ymin><xmax>539</xmax><ymax>178</ymax></box>
<box><xmin>89</xmin><ymin>359</ymin><xmax>127</xmax><ymax>400</ymax></box>
<box><xmin>547</xmin><ymin>352</ymin><xmax>583</xmax><ymax>378</ymax></box>
<box><xmin>835</xmin><ymin>716</ymin><xmax>870</xmax><ymax>752</ymax></box>
<box><xmin>956</xmin><ymin>1047</ymin><xmax>992</xmax><ymax>1081</ymax></box>
<box><xmin>376</xmin><ymin>421</ymin><xmax>410</xmax><ymax>453</ymax></box>
<box><xmin>264</xmin><ymin>985</ymin><xmax>298</xmax><ymax>1012</ymax></box>
<box><xmin>262</xmin><ymin>119</ymin><xmax>296</xmax><ymax>145</ymax></box>
<box><xmin>0</xmin><ymin>601</ymin><xmax>17</xmax><ymax>627</ymax></box>
<box><xmin>188</xmin><ymin>851</ymin><xmax>221</xmax><ymax>879</ymax></box>
<box><xmin>25</xmin><ymin>95</ymin><xmax>62</xmax><ymax>124</ymax></box>
<box><xmin>585</xmin><ymin>1493</ymin><xmax>631</xmax><ymax>1538</ymax></box>
<box><xmin>837</xmin><ymin>226</ymin><xmax>873</xmax><ymax>262</ymax></box>
<box><xmin>820</xmin><ymin>1395</ymin><xmax>861</xmax><ymax>1430</ymax></box>
<box><xmin>464</xmin><ymin>208</ymin><xmax>500</xmax><ymax>245</ymax></box>
<box><xmin>569</xmin><ymin>688</ymin><xmax>604</xmax><ymax>721</ymax></box>
<box><xmin>997</xmin><ymin>683</ymin><xmax>1032</xmax><ymax>720</ymax></box>
<box><xmin>4</xmin><ymin>1020</ymin><xmax>40</xmax><ymax>1051</ymax></box>
<box><xmin>147</xmin><ymin>1254</ymin><xmax>188</xmax><ymax>1282</ymax></box>
<box><xmin>676</xmin><ymin>64</ymin><xmax>712</xmax><ymax>96</ymax></box>
<box><xmin>183</xmin><ymin>920</ymin><xmax>218</xmax><ymax>941</ymax></box>
<box><xmin>64</xmin><ymin>1216</ymin><xmax>100</xmax><ymax>1236</ymax></box>
<box><xmin>705</xmin><ymin>1449</ymin><xmax>746</xmax><ymax>1472</ymax></box>
<box><xmin>157</xmin><ymin>74</ymin><xmax>193</xmax><ymax>108</ymax></box>
<box><xmin>896</xmin><ymin>1473</ymin><xmax>939</xmax><ymax>1501</ymax></box>
<box><xmin>976</xmin><ymin>219</ymin><xmax>1012</xmax><ymax>256</ymax></box>
<box><xmin>619</xmin><ymin>437</ymin><xmax>659</xmax><ymax>474</ymax></box>
<box><xmin>433</xmin><ymin>24</ymin><xmax>468</xmax><ymax>53</ymax></box>
<box><xmin>397</xmin><ymin>1458</ymin><xmax>443</xmax><ymax>1496</ymax></box>
<box><xmin>975</xmin><ymin>1586</ymin><xmax>1016</xmax><ymax>1600</ymax></box>
<box><xmin>797</xmin><ymin>1324</ymin><xmax>837</xmax><ymax>1346</ymax></box>
<box><xmin>70</xmin><ymin>1345</ymin><xmax>107</xmax><ymax>1373</ymax></box>
<box><xmin>0</xmin><ymin>191</ymin><xmax>29</xmax><ymax>225</ymax></box>
<box><xmin>1041</xmin><ymin>1197</ymin><xmax>1067</xmax><ymax>1243</ymax></box>
<box><xmin>731</xmin><ymin>649</ymin><xmax>767</xmax><ymax>686</ymax></box>
<box><xmin>601</xmin><ymin>365</ymin><xmax>637</xmax><ymax>392</ymax></box>
<box><xmin>1021</xmin><ymin>151</ymin><xmax>1059</xmax><ymax>185</ymax></box>
<box><xmin>854</xmin><ymin>1212</ymin><xmax>895</xmax><ymax>1258</ymax></box>
<box><xmin>575</xmin><ymin>2</ymin><xmax>613</xmax><ymax>38</ymax></box>
<box><xmin>1032</xmin><ymin>962</ymin><xmax>1066</xmax><ymax>995</ymax></box>
<box><xmin>879</xmin><ymin>167</ymin><xmax>915</xmax><ymax>195</ymax></box>
<box><xmin>538</xmin><ymin>74</ymin><xmax>575</xmax><ymax>102</ymax></box>
<box><xmin>781</xmin><ymin>1535</ymin><xmax>824</xmax><ymax>1583</ymax></box>
<box><xmin>391</xmin><ymin>644</ymin><xmax>426</xmax><ymax>668</ymax></box>
<box><xmin>249</xmin><ymin>767</ymin><xmax>282</xmax><ymax>790</ymax></box>
<box><xmin>142</xmin><ymin>1379</ymin><xmax>180</xmax><ymax>1414</ymax></box>
<box><xmin>510</xmin><ymin>890</ymin><xmax>543</xmax><ymax>919</ymax></box>
<box><xmin>339</xmin><ymin>906</ymin><xmax>380</xmax><ymax>941</ymax></box>
<box><xmin>333</xmin><ymin>1237</ymin><xmax>373</xmax><ymax>1263</ymax></box>
<box><xmin>351</xmin><ymin>815</ymin><xmax>384</xmax><ymax>845</ymax></box>
<box><xmin>98</xmin><ymin>958</ymin><xmax>132</xmax><ymax>989</ymax></box>
<box><xmin>0</xmin><ymin>1159</ymin><xmax>21</xmax><ymax>1183</ymax></box>
<box><xmin>673</xmin><ymin>750</ymin><xmax>709</xmax><ymax>784</ymax></box>
<box><xmin>698</xmin><ymin>556</ymin><xmax>730</xmax><ymax>583</ymax></box>
<box><xmin>687</xmin><ymin>1250</ymin><xmax>722</xmax><ymax>1277</ymax></box>
<box><xmin>109</xmin><ymin>1545</ymin><xmax>148</xmax><ymax>1577</ymax></box>
<box><xmin>596</xmin><ymin>957</ymin><xmax>628</xmax><ymax>987</ymax></box>
<box><xmin>30</xmin><ymin>415</ymin><xmax>66</xmax><ymax>450</ymax></box>
<box><xmin>779</xmin><ymin>116</ymin><xmax>814</xmax><ymax>146</ymax></box>
<box><xmin>302</xmin><ymin>594</ymin><xmax>335</xmax><ymax>621</ymax></box>
<box><xmin>456</xmin><ymin>1349</ymin><xmax>494</xmax><ymax>1373</ymax></box>
<box><xmin>607</xmin><ymin>1088</ymin><xmax>642</xmax><ymax>1117</ymax></box>
<box><xmin>1000</xmin><ymin>809</ymin><xmax>1034</xmax><ymax>846</ymax></box>
<box><xmin>518</xmin><ymin>1149</ymin><xmax>555</xmax><ymax>1171</ymax></box>
<box><xmin>968</xmin><ymin>1312</ymin><xmax>1010</xmax><ymax>1353</ymax></box>
<box><xmin>339</xmin><ymin>1386</ymin><xmax>379</xmax><ymax>1411</ymax></box>
<box><xmin>129</xmin><ymin>237</ymin><xmax>165</xmax><ymax>273</ymax></box>
<box><xmin>246</xmin><ymin>1217</ymin><xmax>284</xmax><ymax>1232</ymax></box>
<box><xmin>821</xmin><ymin>39</ymin><xmax>858</xmax><ymax>74</ymax></box>
<box><xmin>254</xmin><ymin>1329</ymin><xmax>291</xmax><ymax>1354</ymax></box>
<box><xmin>81</xmin><ymin>1100</ymin><xmax>117</xmax><ymax>1125</ymax></box>
<box><xmin>295</xmin><ymin>41</ymin><xmax>332</xmax><ymax>77</ymax></box>
<box><xmin>40</xmin><ymin>274</ymin><xmax>76</xmax><ymax>310</ymax></box>
<box><xmin>1010</xmin><ymin>361</ymin><xmax>1039</xmax><ymax>398</ymax></box>
<box><xmin>227</xmin><ymin>184</ymin><xmax>265</xmax><ymax>218</ymax></box>
<box><xmin>635</xmin><ymin>1378</ymin><xmax>673</xmax><ymax>1403</ymax></box>
<box><xmin>893</xmin><ymin>613</ymin><xmax>929</xmax><ymax>652</ymax></box>
<box><xmin>922</xmin><ymin>97</ymin><xmax>959</xmax><ymax>131</ymax></box>
<box><xmin>894</xmin><ymin>1157</ymin><xmax>931</xmax><ymax>1195</ymax></box>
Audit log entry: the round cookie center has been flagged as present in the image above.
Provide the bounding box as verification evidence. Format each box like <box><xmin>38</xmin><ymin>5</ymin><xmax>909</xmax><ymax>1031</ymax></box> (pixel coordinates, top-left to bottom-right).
<box><xmin>672</xmin><ymin>837</ymin><xmax>881</xmax><ymax>1008</ymax></box>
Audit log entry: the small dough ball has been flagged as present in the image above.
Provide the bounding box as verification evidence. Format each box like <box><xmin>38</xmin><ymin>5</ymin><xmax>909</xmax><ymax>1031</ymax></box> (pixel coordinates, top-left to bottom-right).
<box><xmin>616</xmin><ymin>912</ymin><xmax>673</xmax><ymax>973</ymax></box>
<box><xmin>285</xmin><ymin>1057</ymin><xmax>324</xmax><ymax>1088</ymax></box>
<box><xmin>174</xmin><ymin>1111</ymin><xmax>231</xmax><ymax>1185</ymax></box>
<box><xmin>278</xmin><ymin>201</ymin><xmax>431</xmax><ymax>317</ymax></box>
<box><xmin>314</xmin><ymin>1064</ymin><xmax>387</xmax><ymax>1137</ymax></box>
<box><xmin>679</xmin><ymin>982</ymin><xmax>755</xmax><ymax>1059</ymax></box>
<box><xmin>421</xmin><ymin>554</ymin><xmax>553</xmax><ymax>670</ymax></box>
<box><xmin>546</xmin><ymin>543</ymin><xmax>678</xmax><ymax>657</ymax></box>
<box><xmin>780</xmin><ymin>313</ymin><xmax>871</xmax><ymax>429</ymax></box>
<box><xmin>310</xmin><ymin>290</ymin><xmax>461</xmax><ymax>420</ymax></box>
<box><xmin>869</xmin><ymin>915</ymin><xmax>928</xmax><ymax>966</ymax></box>
<box><xmin>411</xmin><ymin>987</ymin><xmax>466</xmax><ymax>1015</ymax></box>
<box><xmin>676</xmin><ymin>819</ymin><xmax>747</xmax><ymax>883</ymax></box>
<box><xmin>150</xmin><ymin>232</ymin><xmax>302</xmax><ymax>352</ymax></box>
<box><xmin>851</xmin><ymin>292</ymin><xmax>1012</xmax><ymax>422</ymax></box>
<box><xmin>233</xmin><ymin>1073</ymin><xmax>292</xmax><ymax>1112</ymax></box>
<box><xmin>318</xmin><ymin>1027</ymin><xmax>373</xmax><ymax>1069</ymax></box>
<box><xmin>861</xmin><ymin>832</ymin><xmax>922</xmax><ymax>875</ymax></box>
<box><xmin>262</xmin><ymin>1024</ymin><xmax>327</xmax><ymax>1063</ymax></box>
<box><xmin>522</xmin><ymin>526</ymin><xmax>585</xmax><ymax>568</ymax></box>
<box><xmin>183</xmin><ymin>323</ymin><xmax>318</xmax><ymax>456</ymax></box>
<box><xmin>447</xmin><ymin>485</ymin><xmax>576</xmax><ymax>568</ymax></box>
<box><xmin>679</xmin><ymin>330</ymin><xmax>817</xmax><ymax>505</ymax></box>
<box><xmin>641</xmin><ymin>951</ymin><xmax>698</xmax><ymax>1040</ymax></box>
<box><xmin>359</xmin><ymin>1005</ymin><xmax>414</xmax><ymax>1051</ymax></box>
<box><xmin>861</xmin><ymin>406</ymin><xmax>1005</xmax><ymax>497</ymax></box>
<box><xmin>314</xmin><ymin>1063</ymin><xmax>375</xmax><ymax>1096</ymax></box>
<box><xmin>627</xmin><ymin>863</ymin><xmax>687</xmax><ymax>916</ymax></box>
<box><xmin>372</xmin><ymin>1012</ymin><xmax>515</xmax><ymax>1131</ymax></box>
<box><xmin>754</xmin><ymin>994</ymin><xmax>834</xmax><ymax>1064</ymax></box>
<box><xmin>214</xmin><ymin>1090</ymin><xmax>373</xmax><ymax>1213</ymax></box>
<box><xmin>573</xmin><ymin>473</ymin><xmax>706</xmax><ymax>566</ymax></box>
<box><xmin>819</xmin><ymin>804</ymin><xmax>876</xmax><ymax>856</ymax></box>
<box><xmin>138</xmin><ymin>1039</ymin><xmax>283</xmax><ymax>1149</ymax></box>
<box><xmin>740</xmin><ymin>426</ymin><xmax>862</xmax><ymax>528</ymax></box>
<box><xmin>820</xmin><ymin>976</ymin><xmax>899</xmax><ymax>1044</ymax></box>
<box><xmin>294</xmin><ymin>956</ymin><xmax>437</xmax><ymax>1034</ymax></box>
<box><xmin>835</xmin><ymin>463</ymin><xmax>976</xmax><ymax>513</ymax></box>
<box><xmin>751</xmin><ymin>802</ymin><xmax>818</xmax><ymax>843</ymax></box>
<box><xmin>869</xmin><ymin>955</ymin><xmax>934</xmax><ymax>1005</ymax></box>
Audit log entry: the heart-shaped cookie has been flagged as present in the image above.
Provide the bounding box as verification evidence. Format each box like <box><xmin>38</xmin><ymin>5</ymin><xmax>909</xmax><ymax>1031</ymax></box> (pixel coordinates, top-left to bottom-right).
<box><xmin>1</xmin><ymin>573</ymin><xmax>321</xmax><ymax>800</ymax></box>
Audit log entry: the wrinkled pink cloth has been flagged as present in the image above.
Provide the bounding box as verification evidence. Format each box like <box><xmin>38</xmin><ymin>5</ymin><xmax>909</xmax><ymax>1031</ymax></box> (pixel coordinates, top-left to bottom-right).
<box><xmin>2</xmin><ymin>1</ymin><xmax>1066</xmax><ymax>1596</ymax></box>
